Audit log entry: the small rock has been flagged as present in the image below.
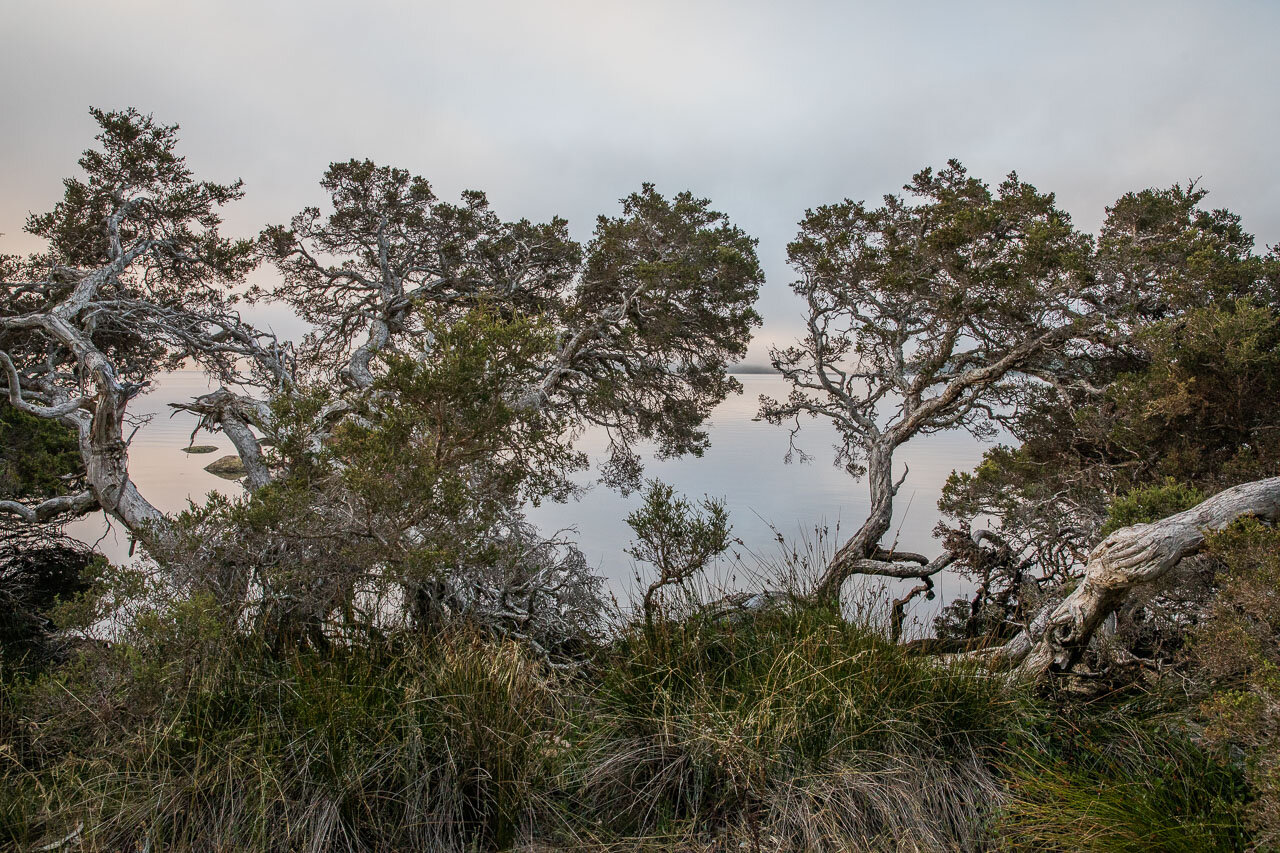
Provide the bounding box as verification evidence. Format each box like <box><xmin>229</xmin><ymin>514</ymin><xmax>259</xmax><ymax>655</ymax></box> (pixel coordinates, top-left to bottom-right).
<box><xmin>204</xmin><ymin>455</ymin><xmax>246</xmax><ymax>479</ymax></box>
<box><xmin>182</xmin><ymin>445</ymin><xmax>219</xmax><ymax>454</ymax></box>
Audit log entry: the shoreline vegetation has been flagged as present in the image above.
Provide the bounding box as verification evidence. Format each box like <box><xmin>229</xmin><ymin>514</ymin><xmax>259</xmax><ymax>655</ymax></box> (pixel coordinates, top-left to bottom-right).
<box><xmin>2</xmin><ymin>593</ymin><xmax>1254</xmax><ymax>852</ymax></box>
<box><xmin>3</xmin><ymin>109</ymin><xmax>1279</xmax><ymax>850</ymax></box>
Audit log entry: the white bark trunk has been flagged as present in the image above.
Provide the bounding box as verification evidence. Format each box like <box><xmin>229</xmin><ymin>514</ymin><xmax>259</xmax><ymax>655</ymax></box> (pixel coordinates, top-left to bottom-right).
<box><xmin>1002</xmin><ymin>476</ymin><xmax>1280</xmax><ymax>678</ymax></box>
<box><xmin>813</xmin><ymin>439</ymin><xmax>902</xmax><ymax>604</ymax></box>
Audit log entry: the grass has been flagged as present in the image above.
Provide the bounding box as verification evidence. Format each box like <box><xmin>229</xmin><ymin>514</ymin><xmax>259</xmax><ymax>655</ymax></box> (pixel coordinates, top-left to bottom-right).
<box><xmin>0</xmin><ymin>595</ymin><xmax>1255</xmax><ymax>851</ymax></box>
<box><xmin>574</xmin><ymin>605</ymin><xmax>1021</xmax><ymax>848</ymax></box>
<box><xmin>996</xmin><ymin>689</ymin><xmax>1250</xmax><ymax>852</ymax></box>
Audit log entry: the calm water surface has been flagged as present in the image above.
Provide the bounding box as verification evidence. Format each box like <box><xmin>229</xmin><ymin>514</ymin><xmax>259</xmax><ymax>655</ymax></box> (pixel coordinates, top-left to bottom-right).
<box><xmin>68</xmin><ymin>372</ymin><xmax>995</xmax><ymax>625</ymax></box>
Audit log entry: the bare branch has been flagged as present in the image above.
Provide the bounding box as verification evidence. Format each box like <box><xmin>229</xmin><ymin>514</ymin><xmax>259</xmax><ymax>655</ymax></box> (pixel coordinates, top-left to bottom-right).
<box><xmin>0</xmin><ymin>351</ymin><xmax>92</xmax><ymax>418</ymax></box>
<box><xmin>0</xmin><ymin>490</ymin><xmax>97</xmax><ymax>523</ymax></box>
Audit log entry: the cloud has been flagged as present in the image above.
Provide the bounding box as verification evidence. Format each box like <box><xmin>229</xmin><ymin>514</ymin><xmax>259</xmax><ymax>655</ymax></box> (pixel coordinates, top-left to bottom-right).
<box><xmin>3</xmin><ymin>0</ymin><xmax>1277</xmax><ymax>350</ymax></box>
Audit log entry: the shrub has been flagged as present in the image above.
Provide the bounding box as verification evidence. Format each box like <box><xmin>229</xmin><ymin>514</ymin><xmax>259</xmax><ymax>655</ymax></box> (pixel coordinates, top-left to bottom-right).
<box><xmin>1190</xmin><ymin>519</ymin><xmax>1280</xmax><ymax>846</ymax></box>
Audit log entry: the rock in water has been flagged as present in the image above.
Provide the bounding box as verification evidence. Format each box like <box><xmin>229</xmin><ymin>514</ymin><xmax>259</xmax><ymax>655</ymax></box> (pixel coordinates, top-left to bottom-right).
<box><xmin>204</xmin><ymin>455</ymin><xmax>247</xmax><ymax>479</ymax></box>
<box><xmin>182</xmin><ymin>445</ymin><xmax>219</xmax><ymax>454</ymax></box>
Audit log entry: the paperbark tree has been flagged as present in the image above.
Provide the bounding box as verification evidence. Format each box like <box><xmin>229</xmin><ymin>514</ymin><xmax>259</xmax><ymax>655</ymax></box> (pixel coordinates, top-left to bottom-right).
<box><xmin>245</xmin><ymin>161</ymin><xmax>762</xmax><ymax>641</ymax></box>
<box><xmin>1</xmin><ymin>110</ymin><xmax>761</xmax><ymax>528</ymax></box>
<box><xmin>0</xmin><ymin>108</ymin><xmax>264</xmax><ymax>549</ymax></box>
<box><xmin>760</xmin><ymin>161</ymin><xmax>1096</xmax><ymax>609</ymax></box>
<box><xmin>938</xmin><ymin>184</ymin><xmax>1280</xmax><ymax>592</ymax></box>
<box><xmin>257</xmin><ymin>161</ymin><xmax>763</xmax><ymax>491</ymax></box>
<box><xmin>2</xmin><ymin>109</ymin><xmax>763</xmax><ymax>648</ymax></box>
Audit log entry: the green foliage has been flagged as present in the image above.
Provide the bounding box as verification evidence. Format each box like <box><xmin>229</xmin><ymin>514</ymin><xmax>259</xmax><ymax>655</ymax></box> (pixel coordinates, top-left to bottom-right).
<box><xmin>626</xmin><ymin>480</ymin><xmax>731</xmax><ymax>629</ymax></box>
<box><xmin>26</xmin><ymin>107</ymin><xmax>253</xmax><ymax>284</ymax></box>
<box><xmin>580</xmin><ymin>184</ymin><xmax>763</xmax><ymax>468</ymax></box>
<box><xmin>1109</xmin><ymin>299</ymin><xmax>1280</xmax><ymax>485</ymax></box>
<box><xmin>0</xmin><ymin>528</ymin><xmax>98</xmax><ymax>677</ymax></box>
<box><xmin>335</xmin><ymin>306</ymin><xmax>582</xmax><ymax>520</ymax></box>
<box><xmin>1190</xmin><ymin>520</ymin><xmax>1280</xmax><ymax>845</ymax></box>
<box><xmin>586</xmin><ymin>605</ymin><xmax>1025</xmax><ymax>837</ymax></box>
<box><xmin>1099</xmin><ymin>479</ymin><xmax>1207</xmax><ymax>537</ymax></box>
<box><xmin>0</xmin><ymin>408</ymin><xmax>81</xmax><ymax>500</ymax></box>
<box><xmin>998</xmin><ymin>702</ymin><xmax>1249</xmax><ymax>851</ymax></box>
<box><xmin>261</xmin><ymin>163</ymin><xmax>762</xmax><ymax>494</ymax></box>
<box><xmin>1097</xmin><ymin>183</ymin><xmax>1273</xmax><ymax>320</ymax></box>
<box><xmin>940</xmin><ymin>185</ymin><xmax>1280</xmax><ymax>611</ymax></box>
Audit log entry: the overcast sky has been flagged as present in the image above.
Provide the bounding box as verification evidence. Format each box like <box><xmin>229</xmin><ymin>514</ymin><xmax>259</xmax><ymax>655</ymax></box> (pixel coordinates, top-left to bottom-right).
<box><xmin>3</xmin><ymin>0</ymin><xmax>1277</xmax><ymax>361</ymax></box>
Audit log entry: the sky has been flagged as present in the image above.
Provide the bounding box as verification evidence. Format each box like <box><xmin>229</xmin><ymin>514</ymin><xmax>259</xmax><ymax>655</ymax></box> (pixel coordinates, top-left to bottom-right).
<box><xmin>3</xmin><ymin>0</ymin><xmax>1278</xmax><ymax>362</ymax></box>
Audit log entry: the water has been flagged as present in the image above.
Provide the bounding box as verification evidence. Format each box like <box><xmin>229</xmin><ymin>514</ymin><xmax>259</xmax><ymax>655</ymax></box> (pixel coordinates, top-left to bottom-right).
<box><xmin>67</xmin><ymin>372</ymin><xmax>993</xmax><ymax>621</ymax></box>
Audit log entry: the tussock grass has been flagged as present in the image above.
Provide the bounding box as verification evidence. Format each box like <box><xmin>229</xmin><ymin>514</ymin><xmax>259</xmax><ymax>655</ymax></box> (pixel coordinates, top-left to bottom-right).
<box><xmin>9</xmin><ymin>614</ymin><xmax>575</xmax><ymax>851</ymax></box>
<box><xmin>1</xmin><ymin>594</ymin><xmax>1254</xmax><ymax>851</ymax></box>
<box><xmin>995</xmin><ymin>695</ymin><xmax>1249</xmax><ymax>852</ymax></box>
<box><xmin>578</xmin><ymin>606</ymin><xmax>1020</xmax><ymax>835</ymax></box>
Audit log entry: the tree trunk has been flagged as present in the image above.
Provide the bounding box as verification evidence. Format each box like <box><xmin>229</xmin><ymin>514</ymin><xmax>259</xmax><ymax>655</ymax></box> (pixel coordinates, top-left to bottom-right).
<box><xmin>994</xmin><ymin>476</ymin><xmax>1280</xmax><ymax>679</ymax></box>
<box><xmin>79</xmin><ymin>360</ymin><xmax>170</xmax><ymax>549</ymax></box>
<box><xmin>812</xmin><ymin>439</ymin><xmax>898</xmax><ymax>606</ymax></box>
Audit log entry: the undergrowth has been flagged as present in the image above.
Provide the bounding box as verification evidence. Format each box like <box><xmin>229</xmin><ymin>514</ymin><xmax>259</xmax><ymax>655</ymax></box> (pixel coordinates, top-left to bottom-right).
<box><xmin>0</xmin><ymin>596</ymin><xmax>1255</xmax><ymax>851</ymax></box>
<box><xmin>996</xmin><ymin>688</ymin><xmax>1249</xmax><ymax>851</ymax></box>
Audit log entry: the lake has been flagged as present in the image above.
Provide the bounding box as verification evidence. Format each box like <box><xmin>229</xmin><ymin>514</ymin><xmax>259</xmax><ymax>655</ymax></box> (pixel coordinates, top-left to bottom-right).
<box><xmin>66</xmin><ymin>372</ymin><xmax>995</xmax><ymax>628</ymax></box>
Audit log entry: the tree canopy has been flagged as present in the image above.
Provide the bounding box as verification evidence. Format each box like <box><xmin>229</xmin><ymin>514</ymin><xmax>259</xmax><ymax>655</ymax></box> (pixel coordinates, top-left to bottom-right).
<box><xmin>0</xmin><ymin>107</ymin><xmax>763</xmax><ymax>648</ymax></box>
<box><xmin>761</xmin><ymin>161</ymin><xmax>1099</xmax><ymax>605</ymax></box>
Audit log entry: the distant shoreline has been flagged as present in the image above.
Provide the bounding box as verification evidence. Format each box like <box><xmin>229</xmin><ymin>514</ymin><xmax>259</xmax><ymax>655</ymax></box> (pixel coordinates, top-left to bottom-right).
<box><xmin>729</xmin><ymin>365</ymin><xmax>779</xmax><ymax>374</ymax></box>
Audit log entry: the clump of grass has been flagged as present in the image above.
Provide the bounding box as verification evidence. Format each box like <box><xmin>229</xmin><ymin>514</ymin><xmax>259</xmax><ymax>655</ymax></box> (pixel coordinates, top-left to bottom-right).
<box><xmin>572</xmin><ymin>604</ymin><xmax>1025</xmax><ymax>847</ymax></box>
<box><xmin>996</xmin><ymin>693</ymin><xmax>1249</xmax><ymax>852</ymax></box>
<box><xmin>10</xmin><ymin>597</ymin><xmax>576</xmax><ymax>852</ymax></box>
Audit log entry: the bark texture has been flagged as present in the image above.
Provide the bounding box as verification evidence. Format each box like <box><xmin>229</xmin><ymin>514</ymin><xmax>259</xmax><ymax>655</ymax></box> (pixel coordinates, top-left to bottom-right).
<box><xmin>979</xmin><ymin>476</ymin><xmax>1280</xmax><ymax>678</ymax></box>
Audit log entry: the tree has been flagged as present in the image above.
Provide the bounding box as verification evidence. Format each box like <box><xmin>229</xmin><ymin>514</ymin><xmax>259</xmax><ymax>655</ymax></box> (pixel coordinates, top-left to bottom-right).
<box><xmin>938</xmin><ymin>184</ymin><xmax>1280</xmax><ymax>650</ymax></box>
<box><xmin>625</xmin><ymin>480</ymin><xmax>731</xmax><ymax>632</ymax></box>
<box><xmin>760</xmin><ymin>161</ymin><xmax>1096</xmax><ymax>609</ymax></box>
<box><xmin>252</xmin><ymin>160</ymin><xmax>763</xmax><ymax>491</ymax></box>
<box><xmin>2</xmin><ymin>109</ymin><xmax>763</xmax><ymax>649</ymax></box>
<box><xmin>166</xmin><ymin>307</ymin><xmax>602</xmax><ymax>650</ymax></box>
<box><xmin>0</xmin><ymin>108</ymin><xmax>260</xmax><ymax>544</ymax></box>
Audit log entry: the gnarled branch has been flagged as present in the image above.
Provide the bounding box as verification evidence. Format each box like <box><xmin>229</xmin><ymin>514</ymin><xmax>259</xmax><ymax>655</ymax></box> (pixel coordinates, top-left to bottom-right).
<box><xmin>970</xmin><ymin>476</ymin><xmax>1280</xmax><ymax>678</ymax></box>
